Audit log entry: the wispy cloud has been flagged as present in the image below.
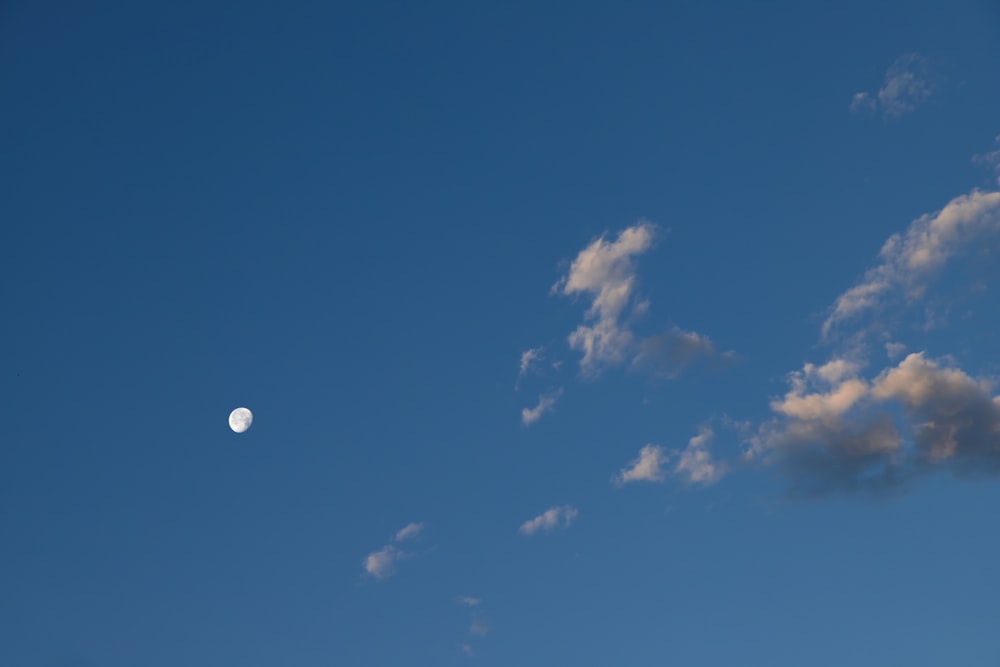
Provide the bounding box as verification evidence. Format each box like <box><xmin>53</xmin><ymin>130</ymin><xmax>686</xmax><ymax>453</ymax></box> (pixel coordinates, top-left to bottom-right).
<box><xmin>516</xmin><ymin>347</ymin><xmax>545</xmax><ymax>389</ymax></box>
<box><xmin>519</xmin><ymin>505</ymin><xmax>579</xmax><ymax>535</ymax></box>
<box><xmin>822</xmin><ymin>188</ymin><xmax>1000</xmax><ymax>339</ymax></box>
<box><xmin>851</xmin><ymin>53</ymin><xmax>935</xmax><ymax>119</ymax></box>
<box><xmin>457</xmin><ymin>596</ymin><xmax>481</xmax><ymax>607</ymax></box>
<box><xmin>362</xmin><ymin>521</ymin><xmax>426</xmax><ymax>580</ymax></box>
<box><xmin>521</xmin><ymin>388</ymin><xmax>563</xmax><ymax>426</ymax></box>
<box><xmin>394</xmin><ymin>522</ymin><xmax>425</xmax><ymax>542</ymax></box>
<box><xmin>631</xmin><ymin>327</ymin><xmax>738</xmax><ymax>378</ymax></box>
<box><xmin>363</xmin><ymin>545</ymin><xmax>403</xmax><ymax>580</ymax></box>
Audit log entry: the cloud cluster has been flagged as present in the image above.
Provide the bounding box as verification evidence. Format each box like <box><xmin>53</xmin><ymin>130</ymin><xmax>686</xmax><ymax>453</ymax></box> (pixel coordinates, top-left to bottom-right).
<box><xmin>752</xmin><ymin>352</ymin><xmax>1000</xmax><ymax>497</ymax></box>
<box><xmin>362</xmin><ymin>521</ymin><xmax>426</xmax><ymax>580</ymax></box>
<box><xmin>614</xmin><ymin>427</ymin><xmax>725</xmax><ymax>487</ymax></box>
<box><xmin>519</xmin><ymin>505</ymin><xmax>579</xmax><ymax>535</ymax></box>
<box><xmin>851</xmin><ymin>53</ymin><xmax>935</xmax><ymax>119</ymax></box>
<box><xmin>553</xmin><ymin>222</ymin><xmax>731</xmax><ymax>378</ymax></box>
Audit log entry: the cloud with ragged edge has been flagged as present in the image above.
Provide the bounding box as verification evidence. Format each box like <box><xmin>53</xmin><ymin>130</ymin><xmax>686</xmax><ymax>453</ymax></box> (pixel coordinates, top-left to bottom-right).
<box><xmin>519</xmin><ymin>505</ymin><xmax>578</xmax><ymax>535</ymax></box>
<box><xmin>521</xmin><ymin>387</ymin><xmax>563</xmax><ymax>426</ymax></box>
<box><xmin>614</xmin><ymin>426</ymin><xmax>725</xmax><ymax>487</ymax></box>
<box><xmin>746</xmin><ymin>152</ymin><xmax>1000</xmax><ymax>497</ymax></box>
<box><xmin>362</xmin><ymin>521</ymin><xmax>427</xmax><ymax>580</ymax></box>
<box><xmin>550</xmin><ymin>221</ymin><xmax>734</xmax><ymax>378</ymax></box>
<box><xmin>851</xmin><ymin>53</ymin><xmax>936</xmax><ymax>119</ymax></box>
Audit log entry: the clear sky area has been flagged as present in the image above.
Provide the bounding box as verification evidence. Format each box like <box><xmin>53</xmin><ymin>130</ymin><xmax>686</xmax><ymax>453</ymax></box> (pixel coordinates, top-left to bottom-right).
<box><xmin>3</xmin><ymin>1</ymin><xmax>1000</xmax><ymax>665</ymax></box>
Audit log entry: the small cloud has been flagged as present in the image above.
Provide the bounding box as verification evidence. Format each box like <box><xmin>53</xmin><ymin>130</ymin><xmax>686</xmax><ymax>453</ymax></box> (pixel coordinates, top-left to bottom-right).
<box><xmin>460</xmin><ymin>644</ymin><xmax>475</xmax><ymax>657</ymax></box>
<box><xmin>614</xmin><ymin>444</ymin><xmax>668</xmax><ymax>485</ymax></box>
<box><xmin>973</xmin><ymin>134</ymin><xmax>1000</xmax><ymax>185</ymax></box>
<box><xmin>885</xmin><ymin>341</ymin><xmax>907</xmax><ymax>360</ymax></box>
<box><xmin>674</xmin><ymin>427</ymin><xmax>725</xmax><ymax>485</ymax></box>
<box><xmin>517</xmin><ymin>347</ymin><xmax>545</xmax><ymax>388</ymax></box>
<box><xmin>851</xmin><ymin>53</ymin><xmax>936</xmax><ymax>119</ymax></box>
<box><xmin>469</xmin><ymin>620</ymin><xmax>490</xmax><ymax>637</ymax></box>
<box><xmin>457</xmin><ymin>596</ymin><xmax>482</xmax><ymax>607</ymax></box>
<box><xmin>363</xmin><ymin>545</ymin><xmax>402</xmax><ymax>580</ymax></box>
<box><xmin>394</xmin><ymin>522</ymin><xmax>425</xmax><ymax>542</ymax></box>
<box><xmin>519</xmin><ymin>505</ymin><xmax>579</xmax><ymax>535</ymax></box>
<box><xmin>521</xmin><ymin>388</ymin><xmax>563</xmax><ymax>426</ymax></box>
<box><xmin>631</xmin><ymin>327</ymin><xmax>737</xmax><ymax>378</ymax></box>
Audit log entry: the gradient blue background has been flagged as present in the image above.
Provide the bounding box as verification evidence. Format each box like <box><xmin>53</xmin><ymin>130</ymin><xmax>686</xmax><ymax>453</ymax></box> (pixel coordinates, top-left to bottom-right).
<box><xmin>3</xmin><ymin>1</ymin><xmax>1000</xmax><ymax>665</ymax></box>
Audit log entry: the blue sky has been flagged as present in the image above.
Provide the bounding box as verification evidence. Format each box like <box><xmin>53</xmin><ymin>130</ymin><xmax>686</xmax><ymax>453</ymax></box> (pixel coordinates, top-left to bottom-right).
<box><xmin>3</xmin><ymin>1</ymin><xmax>1000</xmax><ymax>665</ymax></box>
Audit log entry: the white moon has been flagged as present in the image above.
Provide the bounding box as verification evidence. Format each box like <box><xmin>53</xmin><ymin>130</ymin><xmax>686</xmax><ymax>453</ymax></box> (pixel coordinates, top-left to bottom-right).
<box><xmin>229</xmin><ymin>407</ymin><xmax>253</xmax><ymax>433</ymax></box>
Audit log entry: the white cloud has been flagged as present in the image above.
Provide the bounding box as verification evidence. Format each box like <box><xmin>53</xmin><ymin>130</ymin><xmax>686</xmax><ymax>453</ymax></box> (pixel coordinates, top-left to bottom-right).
<box><xmin>973</xmin><ymin>135</ymin><xmax>1000</xmax><ymax>184</ymax></box>
<box><xmin>469</xmin><ymin>620</ymin><xmax>490</xmax><ymax>637</ymax></box>
<box><xmin>770</xmin><ymin>360</ymin><xmax>869</xmax><ymax>422</ymax></box>
<box><xmin>521</xmin><ymin>388</ymin><xmax>563</xmax><ymax>426</ymax></box>
<box><xmin>394</xmin><ymin>522</ymin><xmax>425</xmax><ymax>542</ymax></box>
<box><xmin>552</xmin><ymin>222</ymin><xmax>731</xmax><ymax>378</ymax></box>
<box><xmin>614</xmin><ymin>444</ymin><xmax>668</xmax><ymax>484</ymax></box>
<box><xmin>822</xmin><ymin>188</ymin><xmax>1000</xmax><ymax>338</ymax></box>
<box><xmin>885</xmin><ymin>341</ymin><xmax>907</xmax><ymax>360</ymax></box>
<box><xmin>851</xmin><ymin>53</ymin><xmax>935</xmax><ymax>119</ymax></box>
<box><xmin>516</xmin><ymin>347</ymin><xmax>545</xmax><ymax>388</ymax></box>
<box><xmin>519</xmin><ymin>505</ymin><xmax>579</xmax><ymax>535</ymax></box>
<box><xmin>363</xmin><ymin>545</ymin><xmax>401</xmax><ymax>580</ymax></box>
<box><xmin>674</xmin><ymin>427</ymin><xmax>725</xmax><ymax>485</ymax></box>
<box><xmin>457</xmin><ymin>596</ymin><xmax>481</xmax><ymax>607</ymax></box>
<box><xmin>553</xmin><ymin>222</ymin><xmax>655</xmax><ymax>376</ymax></box>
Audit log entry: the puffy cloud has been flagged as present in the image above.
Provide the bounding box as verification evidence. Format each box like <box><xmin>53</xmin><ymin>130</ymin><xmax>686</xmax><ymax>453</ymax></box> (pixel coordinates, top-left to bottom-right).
<box><xmin>850</xmin><ymin>53</ymin><xmax>935</xmax><ymax>119</ymax></box>
<box><xmin>615</xmin><ymin>444</ymin><xmax>668</xmax><ymax>484</ymax></box>
<box><xmin>871</xmin><ymin>353</ymin><xmax>1000</xmax><ymax>469</ymax></box>
<box><xmin>521</xmin><ymin>388</ymin><xmax>563</xmax><ymax>426</ymax></box>
<box><xmin>615</xmin><ymin>428</ymin><xmax>725</xmax><ymax>486</ymax></box>
<box><xmin>822</xmin><ymin>189</ymin><xmax>1000</xmax><ymax>338</ymax></box>
<box><xmin>553</xmin><ymin>222</ymin><xmax>655</xmax><ymax>376</ymax></box>
<box><xmin>519</xmin><ymin>505</ymin><xmax>579</xmax><ymax>535</ymax></box>
<box><xmin>394</xmin><ymin>522</ymin><xmax>425</xmax><ymax>542</ymax></box>
<box><xmin>753</xmin><ymin>351</ymin><xmax>1000</xmax><ymax>496</ymax></box>
<box><xmin>363</xmin><ymin>545</ymin><xmax>401</xmax><ymax>580</ymax></box>
<box><xmin>674</xmin><ymin>427</ymin><xmax>725</xmax><ymax>485</ymax></box>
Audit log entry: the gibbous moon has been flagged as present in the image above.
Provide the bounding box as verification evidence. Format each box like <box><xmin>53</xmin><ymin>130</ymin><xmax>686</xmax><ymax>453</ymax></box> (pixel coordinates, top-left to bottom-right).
<box><xmin>229</xmin><ymin>407</ymin><xmax>253</xmax><ymax>433</ymax></box>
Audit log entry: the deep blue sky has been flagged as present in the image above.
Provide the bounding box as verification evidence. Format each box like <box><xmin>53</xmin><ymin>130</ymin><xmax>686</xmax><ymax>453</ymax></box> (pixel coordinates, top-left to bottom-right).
<box><xmin>4</xmin><ymin>1</ymin><xmax>1000</xmax><ymax>665</ymax></box>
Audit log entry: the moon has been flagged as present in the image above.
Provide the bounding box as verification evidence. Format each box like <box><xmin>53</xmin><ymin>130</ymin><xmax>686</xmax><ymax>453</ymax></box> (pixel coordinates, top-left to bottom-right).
<box><xmin>229</xmin><ymin>407</ymin><xmax>253</xmax><ymax>433</ymax></box>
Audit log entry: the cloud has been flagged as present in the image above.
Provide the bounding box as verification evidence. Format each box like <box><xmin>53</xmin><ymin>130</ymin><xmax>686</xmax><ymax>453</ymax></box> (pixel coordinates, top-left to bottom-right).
<box><xmin>519</xmin><ymin>505</ymin><xmax>579</xmax><ymax>535</ymax></box>
<box><xmin>394</xmin><ymin>522</ymin><xmax>425</xmax><ymax>542</ymax></box>
<box><xmin>674</xmin><ymin>427</ymin><xmax>726</xmax><ymax>485</ymax></box>
<box><xmin>460</xmin><ymin>644</ymin><xmax>475</xmax><ymax>657</ymax></box>
<box><xmin>851</xmin><ymin>53</ymin><xmax>935</xmax><ymax>119</ymax></box>
<box><xmin>521</xmin><ymin>388</ymin><xmax>563</xmax><ymax>426</ymax></box>
<box><xmin>516</xmin><ymin>347</ymin><xmax>545</xmax><ymax>388</ymax></box>
<box><xmin>631</xmin><ymin>327</ymin><xmax>737</xmax><ymax>378</ymax></box>
<box><xmin>822</xmin><ymin>188</ymin><xmax>1000</xmax><ymax>338</ymax></box>
<box><xmin>871</xmin><ymin>352</ymin><xmax>1000</xmax><ymax>471</ymax></box>
<box><xmin>363</xmin><ymin>522</ymin><xmax>426</xmax><ymax>580</ymax></box>
<box><xmin>973</xmin><ymin>134</ymin><xmax>1000</xmax><ymax>184</ymax></box>
<box><xmin>616</xmin><ymin>427</ymin><xmax>726</xmax><ymax>487</ymax></box>
<box><xmin>457</xmin><ymin>596</ymin><xmax>482</xmax><ymax>607</ymax></box>
<box><xmin>751</xmin><ymin>352</ymin><xmax>1000</xmax><ymax>497</ymax></box>
<box><xmin>553</xmin><ymin>222</ymin><xmax>655</xmax><ymax>375</ymax></box>
<box><xmin>615</xmin><ymin>444</ymin><xmax>668</xmax><ymax>484</ymax></box>
<box><xmin>469</xmin><ymin>620</ymin><xmax>490</xmax><ymax>637</ymax></box>
<box><xmin>363</xmin><ymin>545</ymin><xmax>402</xmax><ymax>580</ymax></box>
<box><xmin>552</xmin><ymin>222</ymin><xmax>730</xmax><ymax>379</ymax></box>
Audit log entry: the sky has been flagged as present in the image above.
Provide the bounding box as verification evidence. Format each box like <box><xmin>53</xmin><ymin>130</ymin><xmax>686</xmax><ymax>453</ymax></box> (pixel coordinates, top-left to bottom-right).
<box><xmin>3</xmin><ymin>1</ymin><xmax>1000</xmax><ymax>665</ymax></box>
